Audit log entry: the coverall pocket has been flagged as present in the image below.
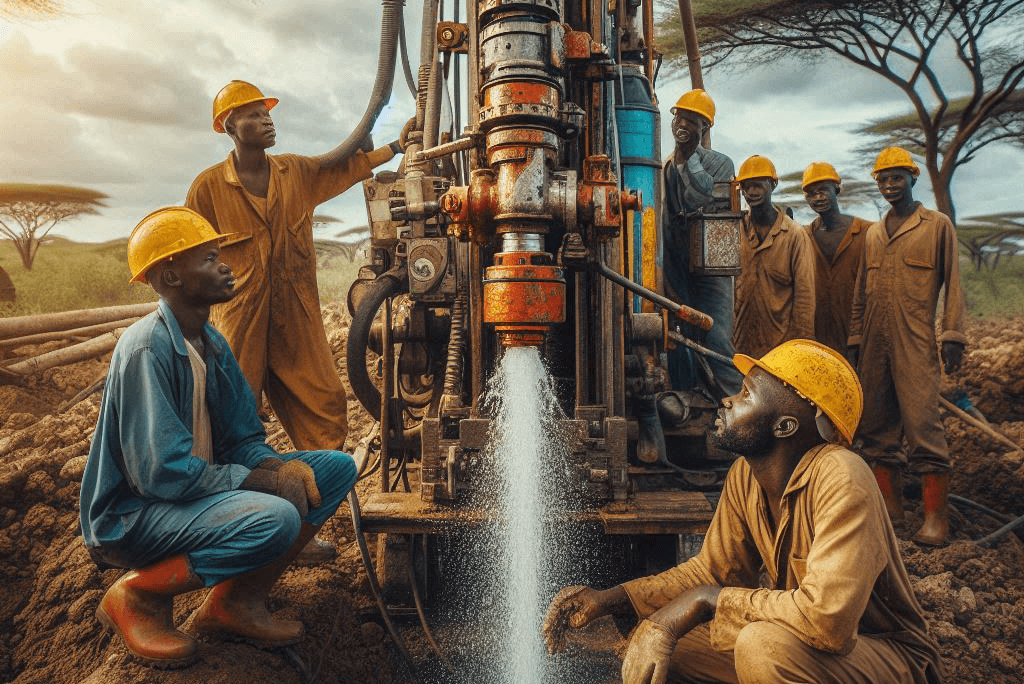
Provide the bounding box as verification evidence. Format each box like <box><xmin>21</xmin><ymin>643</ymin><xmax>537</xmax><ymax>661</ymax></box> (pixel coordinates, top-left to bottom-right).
<box><xmin>217</xmin><ymin>233</ymin><xmax>256</xmax><ymax>281</ymax></box>
<box><xmin>902</xmin><ymin>256</ymin><xmax>934</xmax><ymax>293</ymax></box>
<box><xmin>766</xmin><ymin>265</ymin><xmax>792</xmax><ymax>287</ymax></box>
<box><xmin>787</xmin><ymin>554</ymin><xmax>808</xmax><ymax>586</ymax></box>
<box><xmin>287</xmin><ymin>212</ymin><xmax>314</xmax><ymax>261</ymax></box>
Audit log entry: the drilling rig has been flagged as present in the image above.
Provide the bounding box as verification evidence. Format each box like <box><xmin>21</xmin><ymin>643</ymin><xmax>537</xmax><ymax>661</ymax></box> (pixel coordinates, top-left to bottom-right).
<box><xmin>346</xmin><ymin>0</ymin><xmax>741</xmax><ymax>602</ymax></box>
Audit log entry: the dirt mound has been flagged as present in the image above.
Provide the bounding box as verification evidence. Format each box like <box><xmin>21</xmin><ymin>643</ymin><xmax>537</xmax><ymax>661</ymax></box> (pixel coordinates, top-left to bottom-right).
<box><xmin>1</xmin><ymin>309</ymin><xmax>1024</xmax><ymax>683</ymax></box>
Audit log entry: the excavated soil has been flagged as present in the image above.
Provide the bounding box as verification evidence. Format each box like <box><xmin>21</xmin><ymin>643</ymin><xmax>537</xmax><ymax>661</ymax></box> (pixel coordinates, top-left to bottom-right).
<box><xmin>1</xmin><ymin>309</ymin><xmax>1023</xmax><ymax>684</ymax></box>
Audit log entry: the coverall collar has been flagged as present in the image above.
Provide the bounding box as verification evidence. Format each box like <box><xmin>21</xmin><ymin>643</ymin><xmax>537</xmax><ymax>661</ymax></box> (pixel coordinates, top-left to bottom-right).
<box><xmin>744</xmin><ymin>205</ymin><xmax>790</xmax><ymax>253</ymax></box>
<box><xmin>155</xmin><ymin>298</ymin><xmax>226</xmax><ymax>361</ymax></box>
<box><xmin>221</xmin><ymin>151</ymin><xmax>291</xmax><ymax>188</ymax></box>
<box><xmin>810</xmin><ymin>215</ymin><xmax>865</xmax><ymax>264</ymax></box>
<box><xmin>221</xmin><ymin>151</ymin><xmax>290</xmax><ymax>224</ymax></box>
<box><xmin>882</xmin><ymin>204</ymin><xmax>927</xmax><ymax>243</ymax></box>
<box><xmin>781</xmin><ymin>442</ymin><xmax>838</xmax><ymax>498</ymax></box>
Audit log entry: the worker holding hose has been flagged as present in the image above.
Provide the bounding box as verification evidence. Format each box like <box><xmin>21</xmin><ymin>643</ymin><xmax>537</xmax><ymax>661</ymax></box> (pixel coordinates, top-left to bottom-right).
<box><xmin>186</xmin><ymin>80</ymin><xmax>400</xmax><ymax>563</ymax></box>
<box><xmin>543</xmin><ymin>339</ymin><xmax>942</xmax><ymax>683</ymax></box>
<box><xmin>80</xmin><ymin>208</ymin><xmax>359</xmax><ymax>668</ymax></box>
<box><xmin>849</xmin><ymin>147</ymin><xmax>967</xmax><ymax>546</ymax></box>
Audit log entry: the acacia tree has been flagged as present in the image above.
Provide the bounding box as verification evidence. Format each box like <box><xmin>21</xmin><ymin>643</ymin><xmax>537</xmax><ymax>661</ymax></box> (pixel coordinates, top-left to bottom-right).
<box><xmin>657</xmin><ymin>0</ymin><xmax>1024</xmax><ymax>223</ymax></box>
<box><xmin>0</xmin><ymin>183</ymin><xmax>108</xmax><ymax>269</ymax></box>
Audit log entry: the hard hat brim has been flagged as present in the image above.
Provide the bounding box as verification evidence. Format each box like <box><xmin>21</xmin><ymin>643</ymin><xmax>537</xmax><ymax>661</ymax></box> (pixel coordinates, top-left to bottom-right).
<box><xmin>128</xmin><ymin>231</ymin><xmax>238</xmax><ymax>283</ymax></box>
<box><xmin>213</xmin><ymin>97</ymin><xmax>279</xmax><ymax>133</ymax></box>
<box><xmin>669</xmin><ymin>106</ymin><xmax>713</xmax><ymax>127</ymax></box>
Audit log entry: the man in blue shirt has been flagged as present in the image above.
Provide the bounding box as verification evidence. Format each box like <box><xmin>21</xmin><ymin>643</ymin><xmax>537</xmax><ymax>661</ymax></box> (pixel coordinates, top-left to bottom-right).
<box><xmin>79</xmin><ymin>206</ymin><xmax>357</xmax><ymax>668</ymax></box>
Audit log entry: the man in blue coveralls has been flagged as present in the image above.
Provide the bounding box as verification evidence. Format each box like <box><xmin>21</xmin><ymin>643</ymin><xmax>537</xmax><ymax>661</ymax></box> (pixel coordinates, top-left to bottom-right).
<box><xmin>79</xmin><ymin>206</ymin><xmax>357</xmax><ymax>668</ymax></box>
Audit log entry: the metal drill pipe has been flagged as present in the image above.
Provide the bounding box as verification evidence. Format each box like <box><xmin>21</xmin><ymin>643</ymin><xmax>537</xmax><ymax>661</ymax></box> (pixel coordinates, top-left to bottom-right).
<box><xmin>593</xmin><ymin>261</ymin><xmax>713</xmax><ymax>331</ymax></box>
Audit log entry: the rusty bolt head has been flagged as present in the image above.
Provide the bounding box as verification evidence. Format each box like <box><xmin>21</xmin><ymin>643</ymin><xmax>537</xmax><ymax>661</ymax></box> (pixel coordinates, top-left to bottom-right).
<box><xmin>441</xmin><ymin>27</ymin><xmax>456</xmax><ymax>42</ymax></box>
<box><xmin>440</xmin><ymin>192</ymin><xmax>462</xmax><ymax>215</ymax></box>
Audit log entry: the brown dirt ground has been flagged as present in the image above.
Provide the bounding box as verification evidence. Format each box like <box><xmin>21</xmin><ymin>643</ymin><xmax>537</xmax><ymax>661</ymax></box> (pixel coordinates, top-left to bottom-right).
<box><xmin>1</xmin><ymin>309</ymin><xmax>1023</xmax><ymax>683</ymax></box>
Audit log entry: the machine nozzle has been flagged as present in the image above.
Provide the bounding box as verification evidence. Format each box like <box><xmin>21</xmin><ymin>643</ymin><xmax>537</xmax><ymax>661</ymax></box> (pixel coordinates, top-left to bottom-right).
<box><xmin>482</xmin><ymin>234</ymin><xmax>566</xmax><ymax>348</ymax></box>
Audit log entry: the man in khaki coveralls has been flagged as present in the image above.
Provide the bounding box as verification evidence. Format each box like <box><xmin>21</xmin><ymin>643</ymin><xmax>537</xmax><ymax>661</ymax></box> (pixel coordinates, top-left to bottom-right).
<box><xmin>187</xmin><ymin>81</ymin><xmax>399</xmax><ymax>562</ymax></box>
<box><xmin>543</xmin><ymin>340</ymin><xmax>942</xmax><ymax>684</ymax></box>
<box><xmin>848</xmin><ymin>147</ymin><xmax>967</xmax><ymax>547</ymax></box>
<box><xmin>732</xmin><ymin>155</ymin><xmax>816</xmax><ymax>359</ymax></box>
<box><xmin>801</xmin><ymin>161</ymin><xmax>872</xmax><ymax>356</ymax></box>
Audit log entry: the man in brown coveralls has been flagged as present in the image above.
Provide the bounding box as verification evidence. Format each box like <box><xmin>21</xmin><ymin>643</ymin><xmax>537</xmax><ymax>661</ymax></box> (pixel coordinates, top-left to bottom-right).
<box><xmin>801</xmin><ymin>161</ymin><xmax>872</xmax><ymax>356</ymax></box>
<box><xmin>186</xmin><ymin>80</ymin><xmax>400</xmax><ymax>562</ymax></box>
<box><xmin>543</xmin><ymin>339</ymin><xmax>942</xmax><ymax>684</ymax></box>
<box><xmin>848</xmin><ymin>147</ymin><xmax>967</xmax><ymax>547</ymax></box>
<box><xmin>732</xmin><ymin>155</ymin><xmax>816</xmax><ymax>359</ymax></box>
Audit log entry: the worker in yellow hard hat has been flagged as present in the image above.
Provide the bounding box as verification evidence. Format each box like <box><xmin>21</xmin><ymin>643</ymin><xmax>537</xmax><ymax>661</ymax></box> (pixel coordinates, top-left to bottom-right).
<box><xmin>80</xmin><ymin>207</ymin><xmax>359</xmax><ymax>667</ymax></box>
<box><xmin>542</xmin><ymin>339</ymin><xmax>942</xmax><ymax>684</ymax></box>
<box><xmin>849</xmin><ymin>146</ymin><xmax>967</xmax><ymax>546</ymax></box>
<box><xmin>800</xmin><ymin>161</ymin><xmax>872</xmax><ymax>356</ymax></box>
<box><xmin>732</xmin><ymin>155</ymin><xmax>816</xmax><ymax>359</ymax></box>
<box><xmin>186</xmin><ymin>80</ymin><xmax>400</xmax><ymax>564</ymax></box>
<box><xmin>662</xmin><ymin>89</ymin><xmax>741</xmax><ymax>395</ymax></box>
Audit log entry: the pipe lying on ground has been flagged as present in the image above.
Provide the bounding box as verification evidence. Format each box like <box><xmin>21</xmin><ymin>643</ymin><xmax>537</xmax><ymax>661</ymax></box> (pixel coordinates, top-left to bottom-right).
<box><xmin>0</xmin><ymin>317</ymin><xmax>142</xmax><ymax>349</ymax></box>
<box><xmin>0</xmin><ymin>303</ymin><xmax>155</xmax><ymax>340</ymax></box>
<box><xmin>939</xmin><ymin>395</ymin><xmax>1023</xmax><ymax>452</ymax></box>
<box><xmin>3</xmin><ymin>328</ymin><xmax>127</xmax><ymax>376</ymax></box>
<box><xmin>975</xmin><ymin>511</ymin><xmax>1024</xmax><ymax>547</ymax></box>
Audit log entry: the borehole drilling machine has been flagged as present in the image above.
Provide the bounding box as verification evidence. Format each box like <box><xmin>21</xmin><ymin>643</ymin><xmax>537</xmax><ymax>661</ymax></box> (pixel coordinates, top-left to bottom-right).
<box><xmin>347</xmin><ymin>0</ymin><xmax>742</xmax><ymax>597</ymax></box>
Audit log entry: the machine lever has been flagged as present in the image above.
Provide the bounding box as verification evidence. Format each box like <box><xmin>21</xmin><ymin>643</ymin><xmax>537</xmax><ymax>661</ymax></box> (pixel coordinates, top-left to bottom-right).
<box><xmin>592</xmin><ymin>262</ymin><xmax>714</xmax><ymax>331</ymax></box>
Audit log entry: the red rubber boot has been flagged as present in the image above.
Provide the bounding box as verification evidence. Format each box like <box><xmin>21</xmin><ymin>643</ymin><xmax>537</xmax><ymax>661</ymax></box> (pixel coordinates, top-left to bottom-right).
<box><xmin>914</xmin><ymin>473</ymin><xmax>950</xmax><ymax>546</ymax></box>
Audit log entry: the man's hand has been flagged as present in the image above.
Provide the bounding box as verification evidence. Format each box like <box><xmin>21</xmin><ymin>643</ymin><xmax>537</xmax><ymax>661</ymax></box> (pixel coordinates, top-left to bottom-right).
<box><xmin>621</xmin><ymin>620</ymin><xmax>677</xmax><ymax>684</ymax></box>
<box><xmin>621</xmin><ymin>585</ymin><xmax>721</xmax><ymax>684</ymax></box>
<box><xmin>542</xmin><ymin>585</ymin><xmax>627</xmax><ymax>654</ymax></box>
<box><xmin>845</xmin><ymin>344</ymin><xmax>860</xmax><ymax>370</ymax></box>
<box><xmin>941</xmin><ymin>341</ymin><xmax>964</xmax><ymax>374</ymax></box>
<box><xmin>278</xmin><ymin>460</ymin><xmax>322</xmax><ymax>517</ymax></box>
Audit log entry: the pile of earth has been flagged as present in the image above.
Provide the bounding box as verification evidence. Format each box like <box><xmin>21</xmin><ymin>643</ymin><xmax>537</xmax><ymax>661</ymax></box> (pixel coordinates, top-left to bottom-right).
<box><xmin>0</xmin><ymin>309</ymin><xmax>1022</xmax><ymax>683</ymax></box>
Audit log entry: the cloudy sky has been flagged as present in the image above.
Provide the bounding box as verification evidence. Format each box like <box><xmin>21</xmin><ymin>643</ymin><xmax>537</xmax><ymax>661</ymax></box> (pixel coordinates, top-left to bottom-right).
<box><xmin>1</xmin><ymin>0</ymin><xmax>1022</xmax><ymax>243</ymax></box>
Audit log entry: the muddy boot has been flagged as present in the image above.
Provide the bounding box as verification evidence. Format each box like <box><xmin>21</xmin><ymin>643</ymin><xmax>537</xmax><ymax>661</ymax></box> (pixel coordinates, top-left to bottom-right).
<box><xmin>294</xmin><ymin>535</ymin><xmax>337</xmax><ymax>567</ymax></box>
<box><xmin>636</xmin><ymin>396</ymin><xmax>666</xmax><ymax>464</ymax></box>
<box><xmin>914</xmin><ymin>473</ymin><xmax>950</xmax><ymax>546</ymax></box>
<box><xmin>95</xmin><ymin>555</ymin><xmax>204</xmax><ymax>668</ymax></box>
<box><xmin>871</xmin><ymin>464</ymin><xmax>904</xmax><ymax>521</ymax></box>
<box><xmin>190</xmin><ymin>523</ymin><xmax>320</xmax><ymax>647</ymax></box>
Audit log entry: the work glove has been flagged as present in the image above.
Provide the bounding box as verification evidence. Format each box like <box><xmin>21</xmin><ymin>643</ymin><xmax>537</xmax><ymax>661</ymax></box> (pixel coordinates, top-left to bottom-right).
<box><xmin>542</xmin><ymin>585</ymin><xmax>617</xmax><ymax>654</ymax></box>
<box><xmin>621</xmin><ymin>619</ymin><xmax>677</xmax><ymax>684</ymax></box>
<box><xmin>845</xmin><ymin>344</ymin><xmax>860</xmax><ymax>370</ymax></box>
<box><xmin>941</xmin><ymin>341</ymin><xmax>964</xmax><ymax>374</ymax></box>
<box><xmin>240</xmin><ymin>459</ymin><xmax>322</xmax><ymax>518</ymax></box>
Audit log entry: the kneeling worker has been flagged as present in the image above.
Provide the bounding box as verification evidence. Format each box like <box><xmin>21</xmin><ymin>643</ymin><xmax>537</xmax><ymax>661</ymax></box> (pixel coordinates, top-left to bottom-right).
<box><xmin>544</xmin><ymin>339</ymin><xmax>942</xmax><ymax>683</ymax></box>
<box><xmin>79</xmin><ymin>207</ymin><xmax>358</xmax><ymax>668</ymax></box>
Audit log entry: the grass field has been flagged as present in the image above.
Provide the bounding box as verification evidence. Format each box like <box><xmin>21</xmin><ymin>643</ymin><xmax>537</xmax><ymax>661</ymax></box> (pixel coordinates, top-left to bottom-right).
<box><xmin>0</xmin><ymin>237</ymin><xmax>1019</xmax><ymax>318</ymax></box>
<box><xmin>0</xmin><ymin>237</ymin><xmax>363</xmax><ymax>317</ymax></box>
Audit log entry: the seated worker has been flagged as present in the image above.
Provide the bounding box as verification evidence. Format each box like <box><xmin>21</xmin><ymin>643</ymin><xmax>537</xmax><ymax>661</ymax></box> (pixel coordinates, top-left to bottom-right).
<box><xmin>733</xmin><ymin>155</ymin><xmax>815</xmax><ymax>359</ymax></box>
<box><xmin>543</xmin><ymin>339</ymin><xmax>943</xmax><ymax>684</ymax></box>
<box><xmin>801</xmin><ymin>161</ymin><xmax>871</xmax><ymax>357</ymax></box>
<box><xmin>79</xmin><ymin>207</ymin><xmax>358</xmax><ymax>668</ymax></box>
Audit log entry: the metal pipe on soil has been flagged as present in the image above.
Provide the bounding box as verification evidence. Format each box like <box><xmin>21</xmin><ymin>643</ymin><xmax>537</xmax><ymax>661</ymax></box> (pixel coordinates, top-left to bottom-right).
<box><xmin>0</xmin><ymin>302</ymin><xmax>155</xmax><ymax>340</ymax></box>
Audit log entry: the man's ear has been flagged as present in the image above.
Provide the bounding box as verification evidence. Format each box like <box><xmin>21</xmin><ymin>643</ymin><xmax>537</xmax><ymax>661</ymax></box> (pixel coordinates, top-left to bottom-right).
<box><xmin>773</xmin><ymin>415</ymin><xmax>800</xmax><ymax>439</ymax></box>
<box><xmin>815</xmin><ymin>410</ymin><xmax>842</xmax><ymax>443</ymax></box>
<box><xmin>770</xmin><ymin>178</ymin><xmax>779</xmax><ymax>191</ymax></box>
<box><xmin>158</xmin><ymin>261</ymin><xmax>183</xmax><ymax>290</ymax></box>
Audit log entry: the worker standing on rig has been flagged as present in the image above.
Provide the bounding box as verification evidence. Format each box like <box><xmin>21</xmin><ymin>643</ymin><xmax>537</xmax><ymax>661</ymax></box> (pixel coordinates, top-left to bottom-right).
<box><xmin>661</xmin><ymin>88</ymin><xmax>743</xmax><ymax>397</ymax></box>
<box><xmin>848</xmin><ymin>147</ymin><xmax>967</xmax><ymax>546</ymax></box>
<box><xmin>543</xmin><ymin>339</ymin><xmax>943</xmax><ymax>684</ymax></box>
<box><xmin>801</xmin><ymin>161</ymin><xmax>871</xmax><ymax>357</ymax></box>
<box><xmin>732</xmin><ymin>155</ymin><xmax>816</xmax><ymax>359</ymax></box>
<box><xmin>80</xmin><ymin>208</ymin><xmax>358</xmax><ymax>668</ymax></box>
<box><xmin>186</xmin><ymin>80</ymin><xmax>400</xmax><ymax>563</ymax></box>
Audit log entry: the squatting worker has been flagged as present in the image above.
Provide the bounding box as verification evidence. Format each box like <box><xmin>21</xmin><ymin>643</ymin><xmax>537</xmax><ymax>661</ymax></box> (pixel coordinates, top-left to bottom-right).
<box><xmin>848</xmin><ymin>147</ymin><xmax>967</xmax><ymax>547</ymax></box>
<box><xmin>732</xmin><ymin>155</ymin><xmax>816</xmax><ymax>358</ymax></box>
<box><xmin>662</xmin><ymin>89</ymin><xmax>743</xmax><ymax>397</ymax></box>
<box><xmin>543</xmin><ymin>339</ymin><xmax>943</xmax><ymax>684</ymax></box>
<box><xmin>186</xmin><ymin>80</ymin><xmax>399</xmax><ymax>564</ymax></box>
<box><xmin>801</xmin><ymin>161</ymin><xmax>872</xmax><ymax>356</ymax></box>
<box><xmin>79</xmin><ymin>207</ymin><xmax>358</xmax><ymax>668</ymax></box>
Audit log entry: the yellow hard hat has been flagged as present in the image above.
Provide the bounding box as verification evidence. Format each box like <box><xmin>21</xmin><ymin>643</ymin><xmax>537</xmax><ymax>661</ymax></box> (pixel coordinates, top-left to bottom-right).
<box><xmin>871</xmin><ymin>146</ymin><xmax>920</xmax><ymax>178</ymax></box>
<box><xmin>801</xmin><ymin>161</ymin><xmax>841</xmax><ymax>190</ymax></box>
<box><xmin>212</xmin><ymin>80</ymin><xmax>279</xmax><ymax>133</ymax></box>
<box><xmin>127</xmin><ymin>207</ymin><xmax>235</xmax><ymax>283</ymax></box>
<box><xmin>733</xmin><ymin>339</ymin><xmax>863</xmax><ymax>445</ymax></box>
<box><xmin>670</xmin><ymin>88</ymin><xmax>715</xmax><ymax>127</ymax></box>
<box><xmin>736</xmin><ymin>155</ymin><xmax>778</xmax><ymax>183</ymax></box>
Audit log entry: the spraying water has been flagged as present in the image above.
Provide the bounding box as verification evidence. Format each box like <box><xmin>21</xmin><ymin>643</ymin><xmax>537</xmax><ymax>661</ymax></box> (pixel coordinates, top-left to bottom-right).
<box><xmin>488</xmin><ymin>345</ymin><xmax>561</xmax><ymax>682</ymax></box>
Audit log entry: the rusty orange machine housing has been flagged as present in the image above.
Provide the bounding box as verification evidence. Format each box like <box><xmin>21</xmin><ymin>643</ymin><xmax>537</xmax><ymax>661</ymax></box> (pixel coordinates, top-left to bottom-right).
<box><xmin>482</xmin><ymin>250</ymin><xmax>566</xmax><ymax>347</ymax></box>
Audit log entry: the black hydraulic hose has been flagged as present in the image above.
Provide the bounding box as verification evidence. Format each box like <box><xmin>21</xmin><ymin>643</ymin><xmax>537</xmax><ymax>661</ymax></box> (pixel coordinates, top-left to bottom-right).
<box><xmin>331</xmin><ymin>0</ymin><xmax>402</xmax><ymax>164</ymax></box>
<box><xmin>348</xmin><ymin>492</ymin><xmax>418</xmax><ymax>677</ymax></box>
<box><xmin>398</xmin><ymin>9</ymin><xmax>417</xmax><ymax>99</ymax></box>
<box><xmin>442</xmin><ymin>289</ymin><xmax>467</xmax><ymax>398</ymax></box>
<box><xmin>347</xmin><ymin>273</ymin><xmax>404</xmax><ymax>421</ymax></box>
<box><xmin>975</xmin><ymin>512</ymin><xmax>1024</xmax><ymax>547</ymax></box>
<box><xmin>406</xmin><ymin>534</ymin><xmax>454</xmax><ymax>672</ymax></box>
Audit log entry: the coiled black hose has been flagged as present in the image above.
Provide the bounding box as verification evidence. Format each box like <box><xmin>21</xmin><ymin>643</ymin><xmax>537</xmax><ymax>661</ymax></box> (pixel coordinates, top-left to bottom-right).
<box><xmin>347</xmin><ymin>273</ymin><xmax>404</xmax><ymax>421</ymax></box>
<box><xmin>330</xmin><ymin>0</ymin><xmax>402</xmax><ymax>163</ymax></box>
<box><xmin>442</xmin><ymin>290</ymin><xmax>467</xmax><ymax>397</ymax></box>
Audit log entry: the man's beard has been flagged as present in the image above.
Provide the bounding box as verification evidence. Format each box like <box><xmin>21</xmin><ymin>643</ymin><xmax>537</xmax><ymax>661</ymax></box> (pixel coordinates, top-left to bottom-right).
<box><xmin>707</xmin><ymin>413</ymin><xmax>775</xmax><ymax>457</ymax></box>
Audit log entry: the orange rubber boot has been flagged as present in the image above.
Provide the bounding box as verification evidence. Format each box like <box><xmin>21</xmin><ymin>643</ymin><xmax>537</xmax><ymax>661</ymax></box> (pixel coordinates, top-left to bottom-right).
<box><xmin>190</xmin><ymin>523</ymin><xmax>320</xmax><ymax>647</ymax></box>
<box><xmin>95</xmin><ymin>555</ymin><xmax>204</xmax><ymax>668</ymax></box>
<box><xmin>914</xmin><ymin>473</ymin><xmax>950</xmax><ymax>546</ymax></box>
<box><xmin>871</xmin><ymin>464</ymin><xmax>904</xmax><ymax>521</ymax></box>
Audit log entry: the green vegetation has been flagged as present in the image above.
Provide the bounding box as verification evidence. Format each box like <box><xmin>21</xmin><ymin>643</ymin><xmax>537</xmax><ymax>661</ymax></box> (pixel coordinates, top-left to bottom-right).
<box><xmin>0</xmin><ymin>238</ymin><xmax>363</xmax><ymax>317</ymax></box>
<box><xmin>960</xmin><ymin>254</ymin><xmax>1024</xmax><ymax>318</ymax></box>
